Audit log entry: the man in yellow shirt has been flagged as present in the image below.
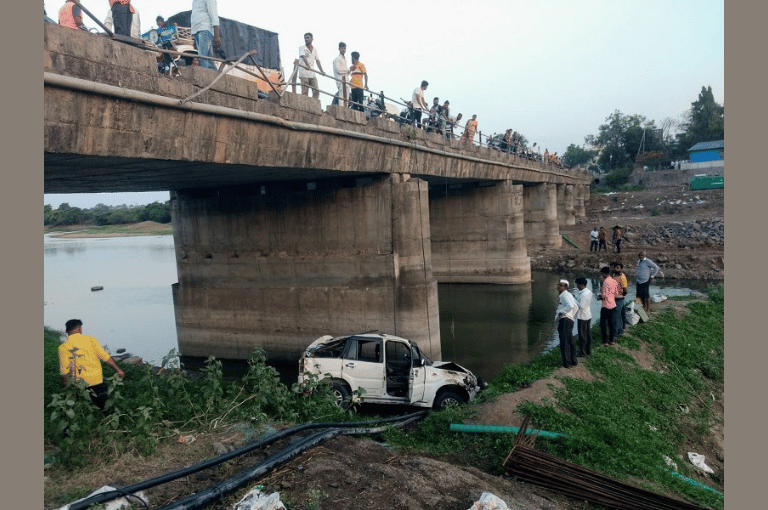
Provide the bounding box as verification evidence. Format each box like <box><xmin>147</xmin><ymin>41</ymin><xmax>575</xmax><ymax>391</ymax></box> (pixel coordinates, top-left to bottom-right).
<box><xmin>348</xmin><ymin>51</ymin><xmax>368</xmax><ymax>112</ymax></box>
<box><xmin>58</xmin><ymin>319</ymin><xmax>125</xmax><ymax>409</ymax></box>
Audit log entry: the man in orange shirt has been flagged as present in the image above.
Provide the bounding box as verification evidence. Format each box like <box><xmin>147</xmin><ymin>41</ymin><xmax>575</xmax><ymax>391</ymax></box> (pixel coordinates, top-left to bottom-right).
<box><xmin>611</xmin><ymin>262</ymin><xmax>628</xmax><ymax>336</ymax></box>
<box><xmin>58</xmin><ymin>0</ymin><xmax>87</xmax><ymax>31</ymax></box>
<box><xmin>349</xmin><ymin>51</ymin><xmax>368</xmax><ymax>112</ymax></box>
<box><xmin>59</xmin><ymin>319</ymin><xmax>125</xmax><ymax>409</ymax></box>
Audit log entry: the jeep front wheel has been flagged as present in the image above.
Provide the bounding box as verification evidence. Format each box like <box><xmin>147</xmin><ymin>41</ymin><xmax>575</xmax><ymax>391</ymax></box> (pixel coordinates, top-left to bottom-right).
<box><xmin>331</xmin><ymin>381</ymin><xmax>352</xmax><ymax>408</ymax></box>
<box><xmin>434</xmin><ymin>391</ymin><xmax>464</xmax><ymax>409</ymax></box>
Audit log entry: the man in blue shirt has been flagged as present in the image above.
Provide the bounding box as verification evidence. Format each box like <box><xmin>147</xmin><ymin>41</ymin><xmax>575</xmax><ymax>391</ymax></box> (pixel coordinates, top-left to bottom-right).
<box><xmin>636</xmin><ymin>250</ymin><xmax>660</xmax><ymax>313</ymax></box>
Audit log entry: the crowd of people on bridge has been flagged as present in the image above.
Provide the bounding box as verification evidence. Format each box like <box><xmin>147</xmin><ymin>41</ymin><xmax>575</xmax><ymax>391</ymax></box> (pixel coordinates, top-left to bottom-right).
<box><xmin>49</xmin><ymin>3</ymin><xmax>583</xmax><ymax>165</ymax></box>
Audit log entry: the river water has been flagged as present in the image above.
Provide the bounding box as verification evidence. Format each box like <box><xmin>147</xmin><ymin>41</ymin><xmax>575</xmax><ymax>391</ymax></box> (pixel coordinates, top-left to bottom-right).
<box><xmin>44</xmin><ymin>235</ymin><xmax>713</xmax><ymax>380</ymax></box>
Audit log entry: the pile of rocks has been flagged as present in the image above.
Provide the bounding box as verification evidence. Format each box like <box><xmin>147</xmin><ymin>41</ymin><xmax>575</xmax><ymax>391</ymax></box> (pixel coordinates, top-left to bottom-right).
<box><xmin>626</xmin><ymin>217</ymin><xmax>724</xmax><ymax>249</ymax></box>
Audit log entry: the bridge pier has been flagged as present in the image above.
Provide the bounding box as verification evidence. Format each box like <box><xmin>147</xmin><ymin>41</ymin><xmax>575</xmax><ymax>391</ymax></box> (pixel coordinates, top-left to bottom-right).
<box><xmin>577</xmin><ymin>184</ymin><xmax>590</xmax><ymax>218</ymax></box>
<box><xmin>523</xmin><ymin>183</ymin><xmax>561</xmax><ymax>248</ymax></box>
<box><xmin>429</xmin><ymin>181</ymin><xmax>530</xmax><ymax>284</ymax></box>
<box><xmin>556</xmin><ymin>184</ymin><xmax>576</xmax><ymax>226</ymax></box>
<box><xmin>170</xmin><ymin>175</ymin><xmax>441</xmax><ymax>363</ymax></box>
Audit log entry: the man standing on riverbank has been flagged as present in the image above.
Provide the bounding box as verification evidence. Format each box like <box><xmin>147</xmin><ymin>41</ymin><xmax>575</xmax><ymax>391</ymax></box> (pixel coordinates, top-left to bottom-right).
<box><xmin>598</xmin><ymin>226</ymin><xmax>608</xmax><ymax>251</ymax></box>
<box><xmin>59</xmin><ymin>319</ymin><xmax>125</xmax><ymax>410</ymax></box>
<box><xmin>590</xmin><ymin>227</ymin><xmax>599</xmax><ymax>252</ymax></box>
<box><xmin>598</xmin><ymin>267</ymin><xmax>618</xmax><ymax>346</ymax></box>
<box><xmin>613</xmin><ymin>225</ymin><xmax>623</xmax><ymax>253</ymax></box>
<box><xmin>555</xmin><ymin>279</ymin><xmax>579</xmax><ymax>368</ymax></box>
<box><xmin>574</xmin><ymin>277</ymin><xmax>593</xmax><ymax>356</ymax></box>
<box><xmin>611</xmin><ymin>262</ymin><xmax>628</xmax><ymax>337</ymax></box>
<box><xmin>636</xmin><ymin>250</ymin><xmax>660</xmax><ymax>313</ymax></box>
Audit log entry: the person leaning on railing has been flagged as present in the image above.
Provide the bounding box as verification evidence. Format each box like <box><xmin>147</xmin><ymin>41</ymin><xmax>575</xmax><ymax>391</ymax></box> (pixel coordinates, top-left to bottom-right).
<box><xmin>348</xmin><ymin>51</ymin><xmax>368</xmax><ymax>112</ymax></box>
<box><xmin>58</xmin><ymin>0</ymin><xmax>88</xmax><ymax>31</ymax></box>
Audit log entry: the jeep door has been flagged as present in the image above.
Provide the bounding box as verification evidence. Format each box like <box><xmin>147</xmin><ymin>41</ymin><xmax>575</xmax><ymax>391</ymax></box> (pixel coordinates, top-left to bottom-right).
<box><xmin>409</xmin><ymin>344</ymin><xmax>427</xmax><ymax>403</ymax></box>
<box><xmin>341</xmin><ymin>337</ymin><xmax>385</xmax><ymax>397</ymax></box>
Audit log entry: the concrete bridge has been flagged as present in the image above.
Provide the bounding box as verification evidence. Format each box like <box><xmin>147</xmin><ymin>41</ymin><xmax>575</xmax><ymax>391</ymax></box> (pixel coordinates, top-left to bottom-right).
<box><xmin>44</xmin><ymin>24</ymin><xmax>591</xmax><ymax>362</ymax></box>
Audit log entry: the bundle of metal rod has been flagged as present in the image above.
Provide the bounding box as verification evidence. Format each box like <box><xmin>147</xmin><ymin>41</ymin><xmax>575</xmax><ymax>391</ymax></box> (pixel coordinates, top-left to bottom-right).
<box><xmin>502</xmin><ymin>416</ymin><xmax>712</xmax><ymax>510</ymax></box>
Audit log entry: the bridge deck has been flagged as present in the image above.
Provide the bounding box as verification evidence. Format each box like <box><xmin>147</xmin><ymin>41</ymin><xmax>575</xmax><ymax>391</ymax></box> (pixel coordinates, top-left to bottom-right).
<box><xmin>44</xmin><ymin>23</ymin><xmax>589</xmax><ymax>194</ymax></box>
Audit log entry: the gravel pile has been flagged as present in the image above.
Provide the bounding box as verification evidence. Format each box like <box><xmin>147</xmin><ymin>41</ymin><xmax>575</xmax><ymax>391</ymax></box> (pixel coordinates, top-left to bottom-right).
<box><xmin>627</xmin><ymin>217</ymin><xmax>724</xmax><ymax>249</ymax></box>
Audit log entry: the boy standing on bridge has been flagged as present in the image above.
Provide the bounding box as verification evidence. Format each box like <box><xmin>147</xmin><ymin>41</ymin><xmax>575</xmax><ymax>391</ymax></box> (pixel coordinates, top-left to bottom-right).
<box><xmin>412</xmin><ymin>81</ymin><xmax>430</xmax><ymax>128</ymax></box>
<box><xmin>191</xmin><ymin>0</ymin><xmax>221</xmax><ymax>71</ymax></box>
<box><xmin>331</xmin><ymin>42</ymin><xmax>349</xmax><ymax>106</ymax></box>
<box><xmin>298</xmin><ymin>32</ymin><xmax>325</xmax><ymax>99</ymax></box>
<box><xmin>349</xmin><ymin>51</ymin><xmax>368</xmax><ymax>112</ymax></box>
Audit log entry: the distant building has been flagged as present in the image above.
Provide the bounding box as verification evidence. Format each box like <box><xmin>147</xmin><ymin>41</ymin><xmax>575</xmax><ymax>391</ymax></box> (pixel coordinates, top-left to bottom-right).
<box><xmin>688</xmin><ymin>140</ymin><xmax>724</xmax><ymax>163</ymax></box>
<box><xmin>628</xmin><ymin>139</ymin><xmax>724</xmax><ymax>188</ymax></box>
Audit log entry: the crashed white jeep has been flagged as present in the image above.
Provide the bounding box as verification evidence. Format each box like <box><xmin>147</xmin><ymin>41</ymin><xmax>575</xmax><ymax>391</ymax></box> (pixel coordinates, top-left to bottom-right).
<box><xmin>297</xmin><ymin>332</ymin><xmax>481</xmax><ymax>409</ymax></box>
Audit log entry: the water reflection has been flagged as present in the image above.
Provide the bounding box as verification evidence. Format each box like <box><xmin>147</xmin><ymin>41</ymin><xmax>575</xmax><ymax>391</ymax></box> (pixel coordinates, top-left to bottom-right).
<box><xmin>44</xmin><ymin>235</ymin><xmax>178</xmax><ymax>365</ymax></box>
<box><xmin>44</xmin><ymin>235</ymin><xmax>713</xmax><ymax>380</ymax></box>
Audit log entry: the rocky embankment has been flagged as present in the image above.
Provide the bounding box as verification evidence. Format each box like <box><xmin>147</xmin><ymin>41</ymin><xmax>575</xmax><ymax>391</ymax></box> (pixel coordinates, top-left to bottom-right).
<box><xmin>531</xmin><ymin>188</ymin><xmax>725</xmax><ymax>281</ymax></box>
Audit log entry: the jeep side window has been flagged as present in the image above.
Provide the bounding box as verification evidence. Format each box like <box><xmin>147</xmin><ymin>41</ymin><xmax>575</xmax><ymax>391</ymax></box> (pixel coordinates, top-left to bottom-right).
<box><xmin>345</xmin><ymin>338</ymin><xmax>382</xmax><ymax>363</ymax></box>
<box><xmin>411</xmin><ymin>345</ymin><xmax>431</xmax><ymax>366</ymax></box>
<box><xmin>387</xmin><ymin>341</ymin><xmax>411</xmax><ymax>364</ymax></box>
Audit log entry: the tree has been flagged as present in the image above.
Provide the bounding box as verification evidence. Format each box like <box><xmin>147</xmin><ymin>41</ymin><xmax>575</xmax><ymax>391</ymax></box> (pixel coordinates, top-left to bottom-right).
<box><xmin>674</xmin><ymin>85</ymin><xmax>724</xmax><ymax>158</ymax></box>
<box><xmin>138</xmin><ymin>202</ymin><xmax>172</xmax><ymax>223</ymax></box>
<box><xmin>589</xmin><ymin>110</ymin><xmax>662</xmax><ymax>170</ymax></box>
<box><xmin>562</xmin><ymin>144</ymin><xmax>595</xmax><ymax>167</ymax></box>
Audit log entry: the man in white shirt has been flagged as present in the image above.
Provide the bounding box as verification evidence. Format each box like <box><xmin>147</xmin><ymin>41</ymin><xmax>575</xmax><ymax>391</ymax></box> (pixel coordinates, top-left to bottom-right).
<box><xmin>411</xmin><ymin>80</ymin><xmax>429</xmax><ymax>128</ymax></box>
<box><xmin>331</xmin><ymin>42</ymin><xmax>348</xmax><ymax>106</ymax></box>
<box><xmin>191</xmin><ymin>0</ymin><xmax>220</xmax><ymax>71</ymax></box>
<box><xmin>555</xmin><ymin>279</ymin><xmax>579</xmax><ymax>368</ymax></box>
<box><xmin>298</xmin><ymin>32</ymin><xmax>325</xmax><ymax>99</ymax></box>
<box><xmin>590</xmin><ymin>227</ymin><xmax>599</xmax><ymax>252</ymax></box>
<box><xmin>574</xmin><ymin>277</ymin><xmax>593</xmax><ymax>356</ymax></box>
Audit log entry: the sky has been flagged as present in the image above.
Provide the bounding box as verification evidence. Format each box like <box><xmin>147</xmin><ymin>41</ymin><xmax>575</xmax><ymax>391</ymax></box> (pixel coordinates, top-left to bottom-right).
<box><xmin>44</xmin><ymin>0</ymin><xmax>724</xmax><ymax>209</ymax></box>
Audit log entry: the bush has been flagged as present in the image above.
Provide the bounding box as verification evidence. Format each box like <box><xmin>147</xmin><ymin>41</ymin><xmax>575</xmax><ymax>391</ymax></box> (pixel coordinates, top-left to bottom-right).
<box><xmin>43</xmin><ymin>339</ymin><xmax>354</xmax><ymax>467</ymax></box>
<box><xmin>604</xmin><ymin>164</ymin><xmax>633</xmax><ymax>189</ymax></box>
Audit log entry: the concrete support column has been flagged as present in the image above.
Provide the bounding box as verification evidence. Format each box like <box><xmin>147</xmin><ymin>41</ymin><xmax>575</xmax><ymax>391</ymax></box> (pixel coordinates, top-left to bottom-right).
<box><xmin>564</xmin><ymin>184</ymin><xmax>576</xmax><ymax>225</ymax></box>
<box><xmin>523</xmin><ymin>183</ymin><xmax>561</xmax><ymax>248</ymax></box>
<box><xmin>170</xmin><ymin>175</ymin><xmax>441</xmax><ymax>363</ymax></box>
<box><xmin>555</xmin><ymin>184</ymin><xmax>575</xmax><ymax>226</ymax></box>
<box><xmin>430</xmin><ymin>181</ymin><xmax>531</xmax><ymax>284</ymax></box>
<box><xmin>574</xmin><ymin>184</ymin><xmax>587</xmax><ymax>218</ymax></box>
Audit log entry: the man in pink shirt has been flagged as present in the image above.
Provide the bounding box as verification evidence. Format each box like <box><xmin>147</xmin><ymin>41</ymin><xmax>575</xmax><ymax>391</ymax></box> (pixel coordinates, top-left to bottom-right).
<box><xmin>598</xmin><ymin>266</ymin><xmax>618</xmax><ymax>346</ymax></box>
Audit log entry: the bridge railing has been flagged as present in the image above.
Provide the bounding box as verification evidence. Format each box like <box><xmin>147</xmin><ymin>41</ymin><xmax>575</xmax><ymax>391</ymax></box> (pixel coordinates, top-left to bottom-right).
<box><xmin>284</xmin><ymin>59</ymin><xmax>582</xmax><ymax>174</ymax></box>
<box><xmin>55</xmin><ymin>8</ymin><xmax>584</xmax><ymax>175</ymax></box>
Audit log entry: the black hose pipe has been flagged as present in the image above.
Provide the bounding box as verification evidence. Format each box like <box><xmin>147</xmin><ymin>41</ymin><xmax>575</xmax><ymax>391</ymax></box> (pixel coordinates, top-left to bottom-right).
<box><xmin>68</xmin><ymin>411</ymin><xmax>427</xmax><ymax>510</ymax></box>
<box><xmin>156</xmin><ymin>415</ymin><xmax>425</xmax><ymax>510</ymax></box>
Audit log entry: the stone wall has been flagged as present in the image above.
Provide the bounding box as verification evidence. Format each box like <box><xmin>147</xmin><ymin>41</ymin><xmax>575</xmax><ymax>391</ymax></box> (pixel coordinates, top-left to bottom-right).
<box><xmin>629</xmin><ymin>162</ymin><xmax>724</xmax><ymax>188</ymax></box>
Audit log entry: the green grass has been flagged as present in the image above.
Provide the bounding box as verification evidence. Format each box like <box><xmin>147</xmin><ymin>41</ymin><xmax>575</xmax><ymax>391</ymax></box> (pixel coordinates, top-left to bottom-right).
<box><xmin>384</xmin><ymin>286</ymin><xmax>725</xmax><ymax>509</ymax></box>
<box><xmin>44</xmin><ymin>340</ymin><xmax>356</xmax><ymax>468</ymax></box>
